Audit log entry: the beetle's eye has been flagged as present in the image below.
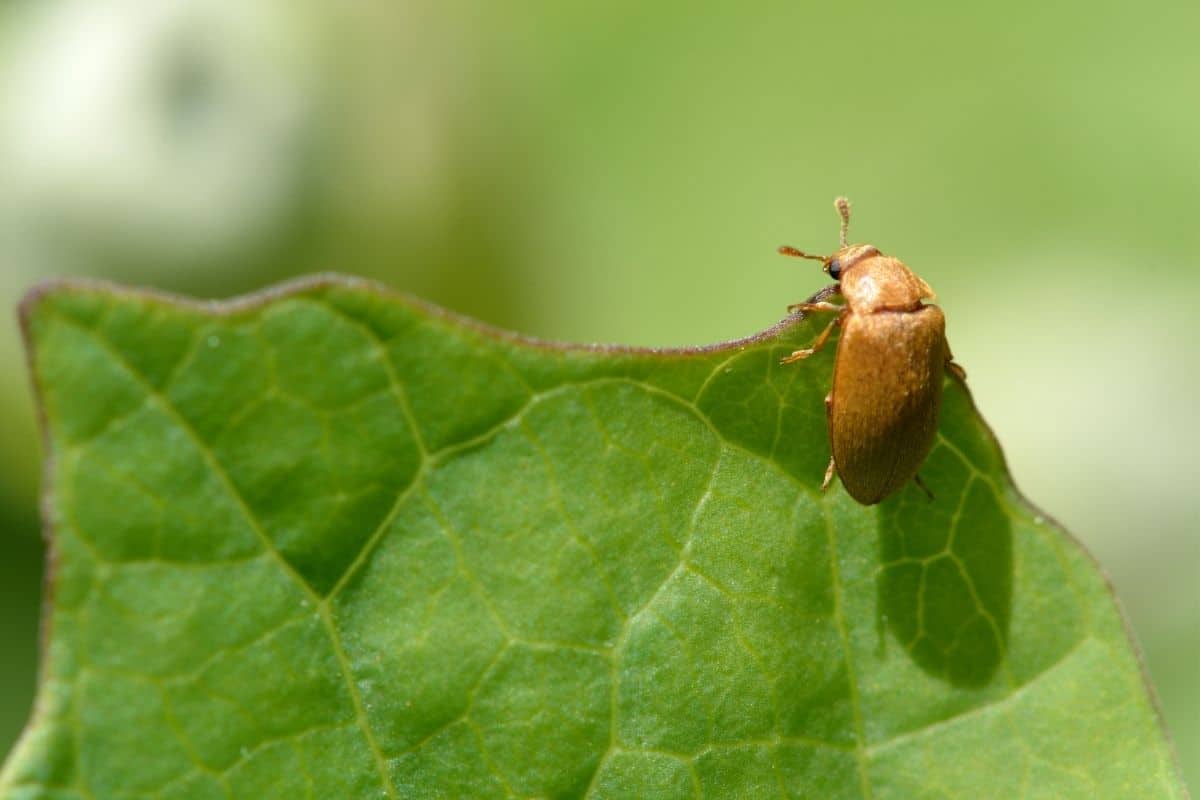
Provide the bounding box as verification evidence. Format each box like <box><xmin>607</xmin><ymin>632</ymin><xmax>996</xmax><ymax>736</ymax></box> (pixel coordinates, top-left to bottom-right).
<box><xmin>827</xmin><ymin>259</ymin><xmax>841</xmax><ymax>279</ymax></box>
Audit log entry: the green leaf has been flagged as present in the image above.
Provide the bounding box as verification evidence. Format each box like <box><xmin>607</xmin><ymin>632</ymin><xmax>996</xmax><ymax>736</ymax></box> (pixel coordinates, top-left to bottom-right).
<box><xmin>2</xmin><ymin>276</ymin><xmax>1185</xmax><ymax>799</ymax></box>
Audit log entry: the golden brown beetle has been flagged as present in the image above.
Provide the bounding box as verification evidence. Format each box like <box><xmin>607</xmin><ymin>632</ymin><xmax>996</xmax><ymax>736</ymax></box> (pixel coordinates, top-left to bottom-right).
<box><xmin>779</xmin><ymin>197</ymin><xmax>965</xmax><ymax>505</ymax></box>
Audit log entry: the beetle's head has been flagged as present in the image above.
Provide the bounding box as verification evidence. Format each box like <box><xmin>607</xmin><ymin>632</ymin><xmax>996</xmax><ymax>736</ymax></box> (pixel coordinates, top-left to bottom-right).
<box><xmin>824</xmin><ymin>244</ymin><xmax>881</xmax><ymax>279</ymax></box>
<box><xmin>777</xmin><ymin>197</ymin><xmax>879</xmax><ymax>280</ymax></box>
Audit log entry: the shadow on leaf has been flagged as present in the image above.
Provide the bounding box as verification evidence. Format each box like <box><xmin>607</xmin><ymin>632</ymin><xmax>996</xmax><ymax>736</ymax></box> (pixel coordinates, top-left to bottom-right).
<box><xmin>875</xmin><ymin>442</ymin><xmax>1013</xmax><ymax>687</ymax></box>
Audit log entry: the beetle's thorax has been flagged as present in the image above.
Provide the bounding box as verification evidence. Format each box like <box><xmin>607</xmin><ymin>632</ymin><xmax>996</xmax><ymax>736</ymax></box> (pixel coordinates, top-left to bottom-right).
<box><xmin>835</xmin><ymin>244</ymin><xmax>936</xmax><ymax>314</ymax></box>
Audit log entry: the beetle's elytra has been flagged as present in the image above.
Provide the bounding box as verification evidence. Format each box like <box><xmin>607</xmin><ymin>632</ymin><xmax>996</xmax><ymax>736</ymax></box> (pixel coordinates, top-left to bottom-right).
<box><xmin>779</xmin><ymin>197</ymin><xmax>965</xmax><ymax>506</ymax></box>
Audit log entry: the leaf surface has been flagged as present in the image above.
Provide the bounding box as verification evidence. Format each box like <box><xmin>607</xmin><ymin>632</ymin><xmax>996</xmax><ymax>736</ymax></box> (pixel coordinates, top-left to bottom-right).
<box><xmin>2</xmin><ymin>276</ymin><xmax>1185</xmax><ymax>799</ymax></box>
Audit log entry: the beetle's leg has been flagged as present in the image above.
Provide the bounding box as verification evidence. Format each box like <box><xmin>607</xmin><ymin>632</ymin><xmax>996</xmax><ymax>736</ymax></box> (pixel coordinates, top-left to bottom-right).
<box><xmin>787</xmin><ymin>283</ymin><xmax>842</xmax><ymax>312</ymax></box>
<box><xmin>913</xmin><ymin>473</ymin><xmax>935</xmax><ymax>502</ymax></box>
<box><xmin>787</xmin><ymin>300</ymin><xmax>845</xmax><ymax>314</ymax></box>
<box><xmin>944</xmin><ymin>338</ymin><xmax>967</xmax><ymax>381</ymax></box>
<box><xmin>821</xmin><ymin>457</ymin><xmax>837</xmax><ymax>492</ymax></box>
<box><xmin>781</xmin><ymin>312</ymin><xmax>844</xmax><ymax>364</ymax></box>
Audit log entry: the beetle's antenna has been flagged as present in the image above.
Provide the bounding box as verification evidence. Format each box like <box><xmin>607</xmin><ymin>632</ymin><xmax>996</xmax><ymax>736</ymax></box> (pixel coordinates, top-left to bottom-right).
<box><xmin>777</xmin><ymin>245</ymin><xmax>826</xmax><ymax>262</ymax></box>
<box><xmin>835</xmin><ymin>197</ymin><xmax>851</xmax><ymax>247</ymax></box>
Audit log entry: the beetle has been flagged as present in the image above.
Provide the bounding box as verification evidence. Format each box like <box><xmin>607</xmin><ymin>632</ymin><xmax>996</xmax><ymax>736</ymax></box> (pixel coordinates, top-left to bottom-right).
<box><xmin>778</xmin><ymin>197</ymin><xmax>965</xmax><ymax>505</ymax></box>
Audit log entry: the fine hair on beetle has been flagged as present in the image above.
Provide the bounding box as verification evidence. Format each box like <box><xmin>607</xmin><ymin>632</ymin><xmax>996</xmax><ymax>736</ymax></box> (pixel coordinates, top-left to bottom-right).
<box><xmin>778</xmin><ymin>198</ymin><xmax>966</xmax><ymax>506</ymax></box>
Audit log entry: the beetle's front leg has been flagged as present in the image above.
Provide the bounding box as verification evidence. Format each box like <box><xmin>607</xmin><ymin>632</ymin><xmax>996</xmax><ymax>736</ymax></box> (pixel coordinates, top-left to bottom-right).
<box><xmin>787</xmin><ymin>283</ymin><xmax>842</xmax><ymax>313</ymax></box>
<box><xmin>781</xmin><ymin>310</ymin><xmax>845</xmax><ymax>364</ymax></box>
<box><xmin>786</xmin><ymin>300</ymin><xmax>844</xmax><ymax>315</ymax></box>
<box><xmin>812</xmin><ymin>283</ymin><xmax>843</xmax><ymax>304</ymax></box>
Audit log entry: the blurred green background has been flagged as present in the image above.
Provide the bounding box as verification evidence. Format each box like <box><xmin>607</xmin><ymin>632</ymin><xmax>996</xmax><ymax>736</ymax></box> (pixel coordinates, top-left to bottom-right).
<box><xmin>0</xmin><ymin>0</ymin><xmax>1196</xmax><ymax>790</ymax></box>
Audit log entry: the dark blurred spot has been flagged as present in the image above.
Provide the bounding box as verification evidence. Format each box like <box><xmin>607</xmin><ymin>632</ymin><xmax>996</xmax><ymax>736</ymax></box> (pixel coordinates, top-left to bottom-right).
<box><xmin>160</xmin><ymin>39</ymin><xmax>218</xmax><ymax>142</ymax></box>
<box><xmin>0</xmin><ymin>507</ymin><xmax>45</xmax><ymax>754</ymax></box>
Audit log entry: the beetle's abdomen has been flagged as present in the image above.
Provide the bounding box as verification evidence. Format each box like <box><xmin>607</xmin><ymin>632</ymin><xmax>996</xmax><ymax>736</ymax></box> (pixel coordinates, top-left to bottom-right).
<box><xmin>828</xmin><ymin>305</ymin><xmax>946</xmax><ymax>505</ymax></box>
